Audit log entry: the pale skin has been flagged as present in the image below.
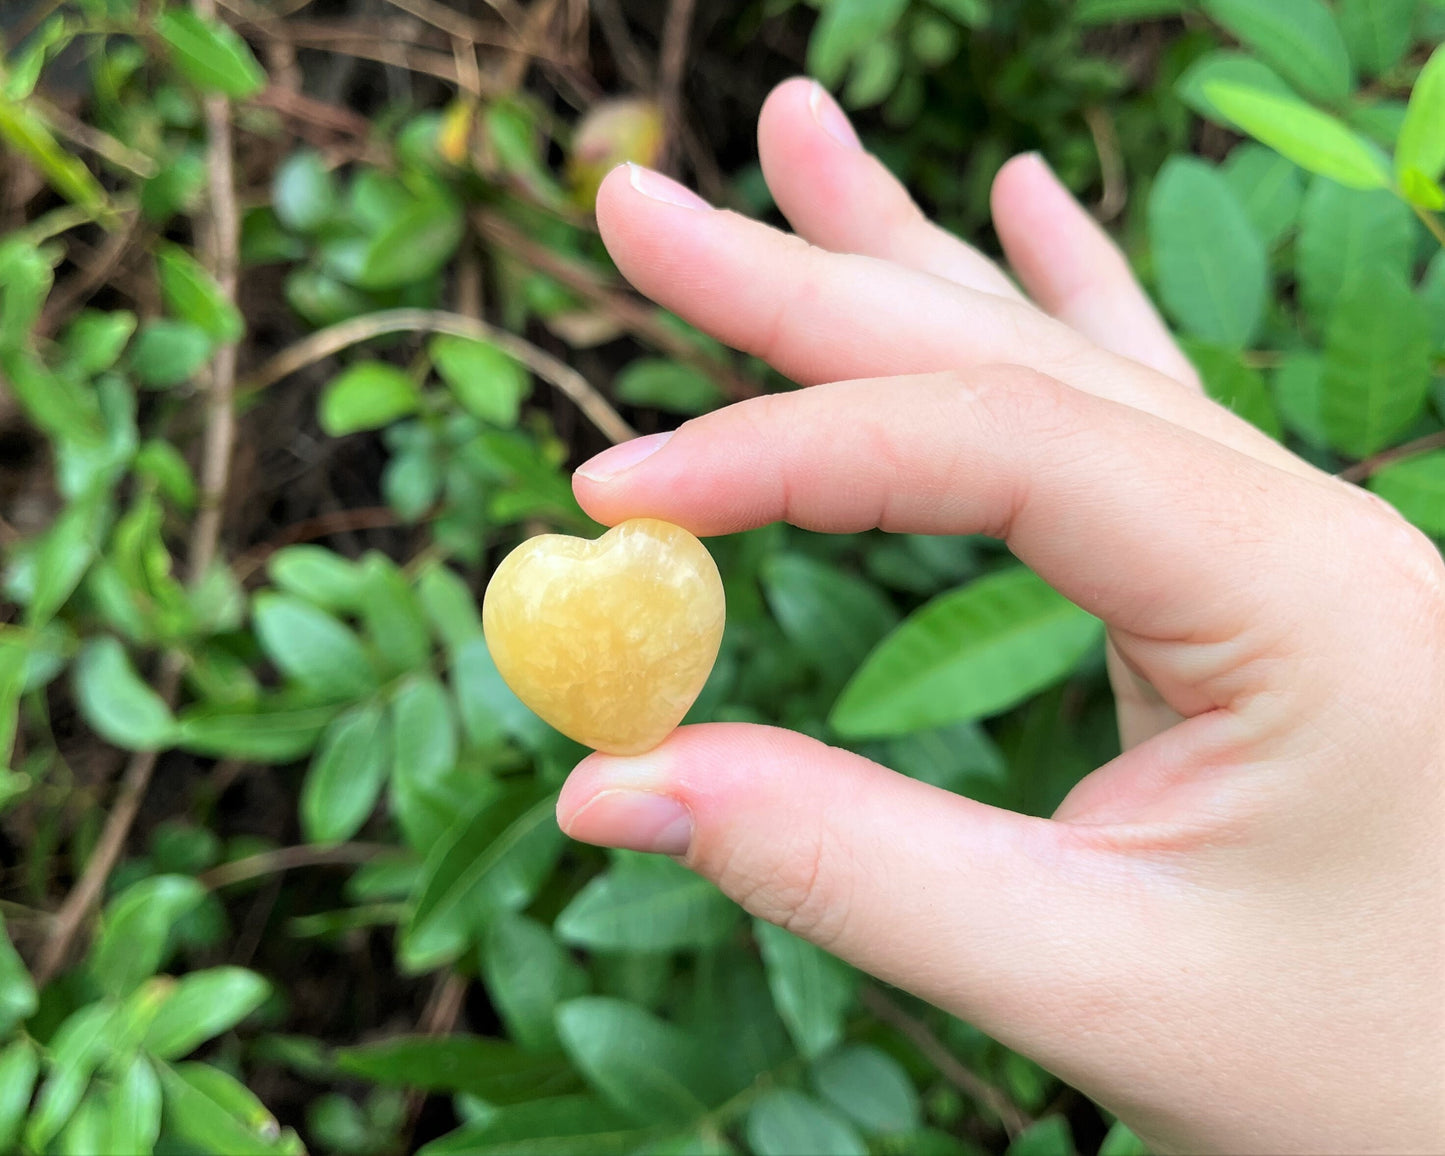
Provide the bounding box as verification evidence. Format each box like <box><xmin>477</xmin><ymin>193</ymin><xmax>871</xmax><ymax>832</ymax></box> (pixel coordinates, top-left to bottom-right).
<box><xmin>554</xmin><ymin>78</ymin><xmax>1445</xmax><ymax>1154</ymax></box>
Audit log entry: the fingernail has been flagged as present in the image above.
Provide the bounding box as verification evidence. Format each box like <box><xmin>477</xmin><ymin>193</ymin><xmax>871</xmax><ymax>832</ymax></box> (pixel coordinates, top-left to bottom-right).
<box><xmin>627</xmin><ymin>163</ymin><xmax>712</xmax><ymax>210</ymax></box>
<box><xmin>575</xmin><ymin>431</ymin><xmax>673</xmax><ymax>482</ymax></box>
<box><xmin>809</xmin><ymin>81</ymin><xmax>862</xmax><ymax>150</ymax></box>
<box><xmin>562</xmin><ymin>789</ymin><xmax>693</xmax><ymax>856</ymax></box>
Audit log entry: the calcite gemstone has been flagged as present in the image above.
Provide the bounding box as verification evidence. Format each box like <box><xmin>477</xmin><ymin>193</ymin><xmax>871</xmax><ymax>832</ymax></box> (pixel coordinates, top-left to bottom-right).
<box><xmin>481</xmin><ymin>519</ymin><xmax>725</xmax><ymax>756</ymax></box>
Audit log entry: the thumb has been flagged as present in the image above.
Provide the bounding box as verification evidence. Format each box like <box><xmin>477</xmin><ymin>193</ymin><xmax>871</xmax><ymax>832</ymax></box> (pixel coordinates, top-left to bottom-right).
<box><xmin>557</xmin><ymin>722</ymin><xmax>1195</xmax><ymax>1085</ymax></box>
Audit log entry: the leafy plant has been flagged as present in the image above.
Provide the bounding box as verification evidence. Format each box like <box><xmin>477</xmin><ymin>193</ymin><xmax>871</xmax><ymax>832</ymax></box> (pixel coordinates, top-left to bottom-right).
<box><xmin>0</xmin><ymin>1</ymin><xmax>1439</xmax><ymax>1154</ymax></box>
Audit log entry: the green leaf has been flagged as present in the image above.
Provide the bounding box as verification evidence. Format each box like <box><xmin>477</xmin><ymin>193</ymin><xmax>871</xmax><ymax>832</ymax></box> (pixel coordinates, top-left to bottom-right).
<box><xmin>1201</xmin><ymin>0</ymin><xmax>1353</xmax><ymax>101</ymax></box>
<box><xmin>157</xmin><ymin>1061</ymin><xmax>288</xmax><ymax>1155</ymax></box>
<box><xmin>176</xmin><ymin>701</ymin><xmax>336</xmax><ymax>761</ymax></box>
<box><xmin>0</xmin><ymin>98</ymin><xmax>109</xmax><ymax>216</ymax></box>
<box><xmin>1098</xmin><ymin>1121</ymin><xmax>1150</xmax><ymax>1156</ymax></box>
<box><xmin>1422</xmin><ymin>251</ymin><xmax>1445</xmax><ymax>352</ymax></box>
<box><xmin>58</xmin><ymin>1089</ymin><xmax>107</xmax><ymax>1156</ymax></box>
<box><xmin>155</xmin><ymin>10</ymin><xmax>266</xmax><ymax>98</ymax></box>
<box><xmin>452</xmin><ymin>637</ymin><xmax>545</xmax><ymax>749</ymax></box>
<box><xmin>416</xmin><ymin>560</ymin><xmax>484</xmax><ymax>649</ymax></box>
<box><xmin>1399</xmin><ymin>43</ymin><xmax>1445</xmax><ymax>186</ymax></box>
<box><xmin>1296</xmin><ymin>180</ymin><xmax>1415</xmax><ymax>327</ymax></box>
<box><xmin>1320</xmin><ymin>267</ymin><xmax>1433</xmax><ymax>458</ymax></box>
<box><xmin>812</xmin><ymin>1045</ymin><xmax>921</xmax><ymax>1136</ymax></box>
<box><xmin>91</xmin><ymin>875</ymin><xmax>206</xmax><ymax>996</ymax></box>
<box><xmin>301</xmin><ymin>702</ymin><xmax>391</xmax><ymax>845</ymax></box>
<box><xmin>1221</xmin><ymin>145</ymin><xmax>1303</xmax><ymax>246</ymax></box>
<box><xmin>556</xmin><ymin>853</ymin><xmax>741</xmax><ymax>952</ymax></box>
<box><xmin>272</xmin><ymin>150</ymin><xmax>337</xmax><ymax>233</ymax></box>
<box><xmin>144</xmin><ymin>968</ymin><xmax>272</xmax><ymax>1061</ymax></box>
<box><xmin>135</xmin><ymin>439</ymin><xmax>198</xmax><ymax>508</ymax></box>
<box><xmin>761</xmin><ymin>553</ymin><xmax>899</xmax><ymax>688</ymax></box>
<box><xmin>416</xmin><ymin>1096</ymin><xmax>643</xmax><ymax>1156</ymax></box>
<box><xmin>157</xmin><ymin>244</ymin><xmax>243</xmax><ymax>344</ymax></box>
<box><xmin>319</xmin><ymin>361</ymin><xmax>422</xmax><ymax>435</ymax></box>
<box><xmin>745</xmin><ymin>1090</ymin><xmax>867</xmax><ymax>1156</ymax></box>
<box><xmin>404</xmin><ymin>788</ymin><xmax>562</xmax><ymax>970</ymax></box>
<box><xmin>0</xmin><ymin>1038</ymin><xmax>39</xmax><ymax>1152</ymax></box>
<box><xmin>62</xmin><ymin>309</ymin><xmax>135</xmax><ymax>376</ymax></box>
<box><xmin>128</xmin><ymin>320</ymin><xmax>213</xmax><ymax>388</ymax></box>
<box><xmin>481</xmin><ymin>913</ymin><xmax>589</xmax><ymax>1053</ymax></box>
<box><xmin>1369</xmin><ymin>451</ymin><xmax>1445</xmax><ymax>535</ymax></box>
<box><xmin>1337</xmin><ymin>0</ymin><xmax>1417</xmax><ymax>76</ymax></box>
<box><xmin>614</xmin><ymin>359</ymin><xmax>725</xmax><ymax>415</ymax></box>
<box><xmin>27</xmin><ymin>1002</ymin><xmax>116</xmax><ymax>1150</ymax></box>
<box><xmin>1006</xmin><ymin>1115</ymin><xmax>1076</xmax><ymax>1156</ymax></box>
<box><xmin>431</xmin><ymin>335</ymin><xmax>532</xmax><ymax>427</ymax></box>
<box><xmin>754</xmin><ymin>920</ymin><xmax>857</xmax><ymax>1060</ymax></box>
<box><xmin>387</xmin><ymin>672</ymin><xmax>461</xmax><ymax>849</ymax></box>
<box><xmin>808</xmin><ymin>0</ymin><xmax>910</xmax><ymax>86</ymax></box>
<box><xmin>1181</xmin><ymin>340</ymin><xmax>1281</xmax><ymax>438</ymax></box>
<box><xmin>1203</xmin><ymin>84</ymin><xmax>1391</xmax><ymax>191</ymax></box>
<box><xmin>358</xmin><ymin>553</ymin><xmax>432</xmax><ymax>675</ymax></box>
<box><xmin>556</xmin><ymin>997</ymin><xmax>728</xmax><ymax>1126</ymax></box>
<box><xmin>335</xmin><ymin>1035</ymin><xmax>575</xmax><ymax>1104</ymax></box>
<box><xmin>1147</xmin><ymin>156</ymin><xmax>1267</xmax><ymax>348</ymax></box>
<box><xmin>24</xmin><ymin>486</ymin><xmax>108</xmax><ymax>627</ymax></box>
<box><xmin>1400</xmin><ymin>167</ymin><xmax>1445</xmax><ymax>211</ymax></box>
<box><xmin>830</xmin><ymin>567</ymin><xmax>1103</xmax><ymax>738</ymax></box>
<box><xmin>0</xmin><ymin>912</ymin><xmax>37</xmax><ymax>1035</ymax></box>
<box><xmin>106</xmin><ymin>1055</ymin><xmax>162</xmax><ymax>1156</ymax></box>
<box><xmin>252</xmin><ymin>592</ymin><xmax>377</xmax><ymax>698</ymax></box>
<box><xmin>73</xmin><ymin>637</ymin><xmax>177</xmax><ymax>750</ymax></box>
<box><xmin>1175</xmin><ymin>51</ymin><xmax>1293</xmax><ymax>125</ymax></box>
<box><xmin>1075</xmin><ymin>0</ymin><xmax>1185</xmax><ymax>23</ymax></box>
<box><xmin>266</xmin><ymin>545</ymin><xmax>367</xmax><ymax>612</ymax></box>
<box><xmin>355</xmin><ymin>193</ymin><xmax>464</xmax><ymax>289</ymax></box>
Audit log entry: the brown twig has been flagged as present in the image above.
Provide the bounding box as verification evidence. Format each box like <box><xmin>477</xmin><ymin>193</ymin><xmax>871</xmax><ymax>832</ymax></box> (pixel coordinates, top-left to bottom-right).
<box><xmin>474</xmin><ymin>208</ymin><xmax>759</xmax><ymax>401</ymax></box>
<box><xmin>861</xmin><ymin>985</ymin><xmax>1031</xmax><ymax>1139</ymax></box>
<box><xmin>240</xmin><ymin>307</ymin><xmax>636</xmax><ymax>444</ymax></box>
<box><xmin>1084</xmin><ymin>105</ymin><xmax>1127</xmax><ymax>224</ymax></box>
<box><xmin>1337</xmin><ymin>430</ymin><xmax>1445</xmax><ymax>484</ymax></box>
<box><xmin>35</xmin><ymin>0</ymin><xmax>246</xmax><ymax>985</ymax></box>
<box><xmin>199</xmin><ymin>843</ymin><xmax>391</xmax><ymax>889</ymax></box>
<box><xmin>657</xmin><ymin>0</ymin><xmax>698</xmax><ymax>171</ymax></box>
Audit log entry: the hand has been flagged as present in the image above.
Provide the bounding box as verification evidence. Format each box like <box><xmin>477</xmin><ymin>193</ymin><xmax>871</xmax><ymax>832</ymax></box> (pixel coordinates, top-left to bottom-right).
<box><xmin>555</xmin><ymin>78</ymin><xmax>1445</xmax><ymax>1155</ymax></box>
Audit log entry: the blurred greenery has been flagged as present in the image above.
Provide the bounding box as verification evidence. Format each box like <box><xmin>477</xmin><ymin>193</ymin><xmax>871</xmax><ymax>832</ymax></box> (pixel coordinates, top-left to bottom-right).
<box><xmin>0</xmin><ymin>0</ymin><xmax>1442</xmax><ymax>1153</ymax></box>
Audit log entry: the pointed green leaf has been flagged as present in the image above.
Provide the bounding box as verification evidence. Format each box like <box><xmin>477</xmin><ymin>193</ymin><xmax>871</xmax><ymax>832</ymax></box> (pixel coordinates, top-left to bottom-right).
<box><xmin>272</xmin><ymin>150</ymin><xmax>337</xmax><ymax>233</ymax></box>
<box><xmin>106</xmin><ymin>1055</ymin><xmax>162</xmax><ymax>1156</ymax></box>
<box><xmin>157</xmin><ymin>1061</ymin><xmax>286</xmax><ymax>1155</ymax></box>
<box><xmin>1399</xmin><ymin>44</ymin><xmax>1445</xmax><ymax>185</ymax></box>
<box><xmin>746</xmin><ymin>1090</ymin><xmax>867</xmax><ymax>1156</ymax></box>
<box><xmin>754</xmin><ymin>920</ymin><xmax>857</xmax><ymax>1060</ymax></box>
<box><xmin>319</xmin><ymin>361</ymin><xmax>421</xmax><ymax>435</ymax></box>
<box><xmin>92</xmin><ymin>875</ymin><xmax>206</xmax><ymax>996</ymax></box>
<box><xmin>431</xmin><ymin>336</ymin><xmax>532</xmax><ymax>427</ymax></box>
<box><xmin>451</xmin><ymin>637</ymin><xmax>545</xmax><ymax>749</ymax></box>
<box><xmin>1201</xmin><ymin>0</ymin><xmax>1353</xmax><ymax>101</ymax></box>
<box><xmin>358</xmin><ymin>553</ymin><xmax>432</xmax><ymax>675</ymax></box>
<box><xmin>143</xmin><ymin>968</ymin><xmax>272</xmax><ymax>1061</ymax></box>
<box><xmin>266</xmin><ymin>546</ymin><xmax>367</xmax><ymax>612</ymax></box>
<box><xmin>1007</xmin><ymin>1115</ymin><xmax>1076</xmax><ymax>1156</ymax></box>
<box><xmin>0</xmin><ymin>912</ymin><xmax>37</xmax><ymax>1035</ymax></box>
<box><xmin>1147</xmin><ymin>155</ymin><xmax>1267</xmax><ymax>348</ymax></box>
<box><xmin>62</xmin><ymin>309</ymin><xmax>135</xmax><ymax>377</ymax></box>
<box><xmin>155</xmin><ymin>10</ymin><xmax>266</xmax><ymax>97</ymax></box>
<box><xmin>252</xmin><ymin>592</ymin><xmax>376</xmax><ymax>698</ymax></box>
<box><xmin>1337</xmin><ymin>0</ymin><xmax>1416</xmax><ymax>76</ymax></box>
<box><xmin>157</xmin><ymin>244</ymin><xmax>242</xmax><ymax>343</ymax></box>
<box><xmin>812</xmin><ymin>1045</ymin><xmax>921</xmax><ymax>1136</ymax></box>
<box><xmin>1296</xmin><ymin>180</ymin><xmax>1414</xmax><ymax>326</ymax></box>
<box><xmin>301</xmin><ymin>702</ymin><xmax>390</xmax><ymax>845</ymax></box>
<box><xmin>128</xmin><ymin>320</ymin><xmax>213</xmax><ymax>389</ymax></box>
<box><xmin>556</xmin><ymin>853</ymin><xmax>741</xmax><ymax>952</ymax></box>
<box><xmin>761</xmin><ymin>553</ymin><xmax>898</xmax><ymax>687</ymax></box>
<box><xmin>1203</xmin><ymin>83</ymin><xmax>1391</xmax><ymax>190</ymax></box>
<box><xmin>614</xmin><ymin>359</ymin><xmax>724</xmax><ymax>416</ymax></box>
<box><xmin>556</xmin><ymin>997</ymin><xmax>728</xmax><ymax>1126</ymax></box>
<box><xmin>1099</xmin><ymin>1121</ymin><xmax>1150</xmax><ymax>1156</ymax></box>
<box><xmin>26</xmin><ymin>1002</ymin><xmax>116</xmax><ymax>1150</ymax></box>
<box><xmin>1320</xmin><ymin>267</ymin><xmax>1433</xmax><ymax>458</ymax></box>
<box><xmin>416</xmin><ymin>560</ymin><xmax>483</xmax><ymax>649</ymax></box>
<box><xmin>831</xmin><ymin>567</ymin><xmax>1103</xmax><ymax>738</ymax></box>
<box><xmin>0</xmin><ymin>99</ymin><xmax>109</xmax><ymax>216</ymax></box>
<box><xmin>336</xmin><ymin>1035</ymin><xmax>575</xmax><ymax>1104</ymax></box>
<box><xmin>1221</xmin><ymin>144</ymin><xmax>1303</xmax><ymax>246</ymax></box>
<box><xmin>1176</xmin><ymin>51</ymin><xmax>1293</xmax><ymax>126</ymax></box>
<box><xmin>481</xmin><ymin>914</ymin><xmax>589</xmax><ymax>1053</ymax></box>
<box><xmin>176</xmin><ymin>701</ymin><xmax>336</xmax><ymax>762</ymax></box>
<box><xmin>73</xmin><ymin>637</ymin><xmax>177</xmax><ymax>750</ymax></box>
<box><xmin>354</xmin><ymin>194</ymin><xmax>463</xmax><ymax>290</ymax></box>
<box><xmin>0</xmin><ymin>1038</ymin><xmax>39</xmax><ymax>1151</ymax></box>
<box><xmin>1182</xmin><ymin>340</ymin><xmax>1281</xmax><ymax>438</ymax></box>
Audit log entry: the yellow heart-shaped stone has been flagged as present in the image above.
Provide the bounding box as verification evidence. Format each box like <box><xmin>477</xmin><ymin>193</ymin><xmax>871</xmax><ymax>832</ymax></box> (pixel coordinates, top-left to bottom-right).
<box><xmin>481</xmin><ymin>518</ymin><xmax>725</xmax><ymax>756</ymax></box>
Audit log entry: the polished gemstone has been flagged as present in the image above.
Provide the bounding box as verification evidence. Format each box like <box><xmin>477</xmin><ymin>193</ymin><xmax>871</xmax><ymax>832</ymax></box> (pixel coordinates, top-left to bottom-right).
<box><xmin>482</xmin><ymin>518</ymin><xmax>725</xmax><ymax>755</ymax></box>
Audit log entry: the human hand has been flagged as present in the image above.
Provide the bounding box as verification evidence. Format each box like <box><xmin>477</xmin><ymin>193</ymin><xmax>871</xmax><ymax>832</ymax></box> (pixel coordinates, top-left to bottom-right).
<box><xmin>555</xmin><ymin>78</ymin><xmax>1445</xmax><ymax>1154</ymax></box>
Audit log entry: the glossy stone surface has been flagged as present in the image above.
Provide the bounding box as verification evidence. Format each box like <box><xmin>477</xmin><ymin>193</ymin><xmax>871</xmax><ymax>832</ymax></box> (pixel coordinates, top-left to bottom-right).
<box><xmin>482</xmin><ymin>519</ymin><xmax>725</xmax><ymax>755</ymax></box>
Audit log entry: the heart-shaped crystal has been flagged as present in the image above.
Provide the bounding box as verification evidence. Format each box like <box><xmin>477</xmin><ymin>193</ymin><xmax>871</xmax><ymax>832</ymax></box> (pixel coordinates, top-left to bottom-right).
<box><xmin>481</xmin><ymin>518</ymin><xmax>725</xmax><ymax>755</ymax></box>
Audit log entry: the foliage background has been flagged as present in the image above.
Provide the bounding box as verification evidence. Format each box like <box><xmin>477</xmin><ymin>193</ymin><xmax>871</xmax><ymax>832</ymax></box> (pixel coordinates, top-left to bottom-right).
<box><xmin>0</xmin><ymin>0</ymin><xmax>1442</xmax><ymax>1153</ymax></box>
